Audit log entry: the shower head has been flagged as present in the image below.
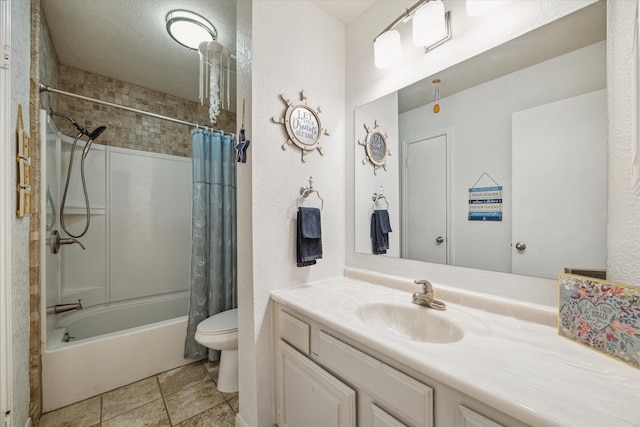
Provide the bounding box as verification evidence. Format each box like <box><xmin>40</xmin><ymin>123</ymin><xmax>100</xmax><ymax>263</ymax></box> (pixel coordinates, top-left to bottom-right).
<box><xmin>82</xmin><ymin>126</ymin><xmax>107</xmax><ymax>159</ymax></box>
<box><xmin>88</xmin><ymin>126</ymin><xmax>107</xmax><ymax>141</ymax></box>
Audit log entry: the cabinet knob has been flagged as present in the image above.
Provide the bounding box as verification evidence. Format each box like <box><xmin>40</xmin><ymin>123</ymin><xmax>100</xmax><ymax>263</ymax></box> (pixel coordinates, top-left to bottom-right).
<box><xmin>515</xmin><ymin>241</ymin><xmax>526</xmax><ymax>251</ymax></box>
<box><xmin>436</xmin><ymin>236</ymin><xmax>444</xmax><ymax>244</ymax></box>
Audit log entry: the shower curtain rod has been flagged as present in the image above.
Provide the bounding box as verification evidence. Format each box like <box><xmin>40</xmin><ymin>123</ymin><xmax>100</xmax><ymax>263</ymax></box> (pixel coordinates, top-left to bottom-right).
<box><xmin>39</xmin><ymin>82</ymin><xmax>232</xmax><ymax>135</ymax></box>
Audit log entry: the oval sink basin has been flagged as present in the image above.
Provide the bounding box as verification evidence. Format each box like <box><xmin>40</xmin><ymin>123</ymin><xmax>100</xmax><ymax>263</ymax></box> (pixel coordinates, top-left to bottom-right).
<box><xmin>355</xmin><ymin>301</ymin><xmax>465</xmax><ymax>344</ymax></box>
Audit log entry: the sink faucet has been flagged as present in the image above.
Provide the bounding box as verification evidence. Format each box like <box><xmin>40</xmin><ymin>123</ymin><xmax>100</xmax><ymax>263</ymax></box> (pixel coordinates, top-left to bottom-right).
<box><xmin>412</xmin><ymin>280</ymin><xmax>446</xmax><ymax>310</ymax></box>
<box><xmin>47</xmin><ymin>299</ymin><xmax>83</xmax><ymax>315</ymax></box>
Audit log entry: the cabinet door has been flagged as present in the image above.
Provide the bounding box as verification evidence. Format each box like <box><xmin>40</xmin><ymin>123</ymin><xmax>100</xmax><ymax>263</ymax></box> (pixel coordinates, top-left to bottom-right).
<box><xmin>459</xmin><ymin>406</ymin><xmax>505</xmax><ymax>427</ymax></box>
<box><xmin>277</xmin><ymin>340</ymin><xmax>356</xmax><ymax>427</ymax></box>
<box><xmin>372</xmin><ymin>404</ymin><xmax>408</xmax><ymax>427</ymax></box>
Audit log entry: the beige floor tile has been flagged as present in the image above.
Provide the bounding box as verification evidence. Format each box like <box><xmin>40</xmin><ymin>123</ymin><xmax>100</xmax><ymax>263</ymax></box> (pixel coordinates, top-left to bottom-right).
<box><xmin>102</xmin><ymin>399</ymin><xmax>170</xmax><ymax>427</ymax></box>
<box><xmin>174</xmin><ymin>401</ymin><xmax>236</xmax><ymax>427</ymax></box>
<box><xmin>227</xmin><ymin>395</ymin><xmax>239</xmax><ymax>413</ymax></box>
<box><xmin>165</xmin><ymin>380</ymin><xmax>226</xmax><ymax>425</ymax></box>
<box><xmin>102</xmin><ymin>376</ymin><xmax>163</xmax><ymax>421</ymax></box>
<box><xmin>158</xmin><ymin>361</ymin><xmax>210</xmax><ymax>396</ymax></box>
<box><xmin>201</xmin><ymin>359</ymin><xmax>220</xmax><ymax>383</ymax></box>
<box><xmin>221</xmin><ymin>390</ymin><xmax>238</xmax><ymax>400</ymax></box>
<box><xmin>39</xmin><ymin>396</ymin><xmax>101</xmax><ymax>427</ymax></box>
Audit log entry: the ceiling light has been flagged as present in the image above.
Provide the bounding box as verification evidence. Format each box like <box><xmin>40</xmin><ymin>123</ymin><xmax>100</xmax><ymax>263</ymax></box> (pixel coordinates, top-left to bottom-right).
<box><xmin>373</xmin><ymin>0</ymin><xmax>451</xmax><ymax>70</ymax></box>
<box><xmin>166</xmin><ymin>10</ymin><xmax>217</xmax><ymax>50</ymax></box>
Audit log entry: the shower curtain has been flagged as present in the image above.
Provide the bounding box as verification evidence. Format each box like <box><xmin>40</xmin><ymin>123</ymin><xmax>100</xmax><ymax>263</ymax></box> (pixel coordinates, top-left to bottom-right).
<box><xmin>185</xmin><ymin>129</ymin><xmax>237</xmax><ymax>360</ymax></box>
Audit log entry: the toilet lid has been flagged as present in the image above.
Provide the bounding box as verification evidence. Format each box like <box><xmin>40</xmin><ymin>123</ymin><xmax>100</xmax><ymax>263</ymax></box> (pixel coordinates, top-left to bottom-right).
<box><xmin>197</xmin><ymin>308</ymin><xmax>238</xmax><ymax>335</ymax></box>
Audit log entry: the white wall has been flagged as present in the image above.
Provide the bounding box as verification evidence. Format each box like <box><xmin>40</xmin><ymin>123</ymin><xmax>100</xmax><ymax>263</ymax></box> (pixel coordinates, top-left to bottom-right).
<box><xmin>398</xmin><ymin>42</ymin><xmax>605</xmax><ymax>274</ymax></box>
<box><xmin>10</xmin><ymin>0</ymin><xmax>31</xmax><ymax>425</ymax></box>
<box><xmin>354</xmin><ymin>92</ymin><xmax>400</xmax><ymax>256</ymax></box>
<box><xmin>237</xmin><ymin>1</ymin><xmax>345</xmax><ymax>426</ymax></box>
<box><xmin>607</xmin><ymin>0</ymin><xmax>640</xmax><ymax>285</ymax></box>
<box><xmin>346</xmin><ymin>0</ymin><xmax>601</xmax><ymax>307</ymax></box>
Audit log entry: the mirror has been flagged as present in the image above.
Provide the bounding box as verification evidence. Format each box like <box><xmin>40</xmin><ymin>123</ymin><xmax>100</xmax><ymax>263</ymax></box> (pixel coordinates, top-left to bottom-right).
<box><xmin>354</xmin><ymin>2</ymin><xmax>607</xmax><ymax>280</ymax></box>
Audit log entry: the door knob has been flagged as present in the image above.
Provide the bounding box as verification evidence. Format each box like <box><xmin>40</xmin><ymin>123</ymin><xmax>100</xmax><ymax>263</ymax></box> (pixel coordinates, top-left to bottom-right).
<box><xmin>515</xmin><ymin>241</ymin><xmax>526</xmax><ymax>251</ymax></box>
<box><xmin>436</xmin><ymin>236</ymin><xmax>444</xmax><ymax>244</ymax></box>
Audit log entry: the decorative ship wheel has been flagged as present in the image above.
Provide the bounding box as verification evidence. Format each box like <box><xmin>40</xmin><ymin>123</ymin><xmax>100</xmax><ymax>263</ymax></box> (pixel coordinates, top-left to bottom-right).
<box><xmin>272</xmin><ymin>90</ymin><xmax>329</xmax><ymax>162</ymax></box>
<box><xmin>358</xmin><ymin>120</ymin><xmax>390</xmax><ymax>175</ymax></box>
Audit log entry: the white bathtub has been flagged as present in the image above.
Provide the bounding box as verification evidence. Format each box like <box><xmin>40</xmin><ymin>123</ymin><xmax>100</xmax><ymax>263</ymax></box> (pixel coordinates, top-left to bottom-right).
<box><xmin>42</xmin><ymin>292</ymin><xmax>194</xmax><ymax>412</ymax></box>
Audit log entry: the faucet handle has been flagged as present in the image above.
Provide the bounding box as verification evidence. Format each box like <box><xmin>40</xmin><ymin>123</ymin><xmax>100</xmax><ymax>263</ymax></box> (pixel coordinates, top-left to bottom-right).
<box><xmin>414</xmin><ymin>279</ymin><xmax>433</xmax><ymax>293</ymax></box>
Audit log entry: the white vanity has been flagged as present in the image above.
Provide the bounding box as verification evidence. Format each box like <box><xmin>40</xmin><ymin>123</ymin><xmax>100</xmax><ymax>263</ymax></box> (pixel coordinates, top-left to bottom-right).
<box><xmin>271</xmin><ymin>270</ymin><xmax>640</xmax><ymax>427</ymax></box>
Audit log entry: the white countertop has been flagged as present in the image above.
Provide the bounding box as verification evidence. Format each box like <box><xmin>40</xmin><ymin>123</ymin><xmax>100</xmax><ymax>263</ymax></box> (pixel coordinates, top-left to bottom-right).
<box><xmin>271</xmin><ymin>274</ymin><xmax>640</xmax><ymax>427</ymax></box>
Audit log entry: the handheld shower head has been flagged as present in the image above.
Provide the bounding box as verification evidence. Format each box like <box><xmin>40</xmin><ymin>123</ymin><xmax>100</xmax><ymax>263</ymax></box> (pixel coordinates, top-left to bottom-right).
<box><xmin>88</xmin><ymin>126</ymin><xmax>107</xmax><ymax>141</ymax></box>
<box><xmin>82</xmin><ymin>126</ymin><xmax>107</xmax><ymax>159</ymax></box>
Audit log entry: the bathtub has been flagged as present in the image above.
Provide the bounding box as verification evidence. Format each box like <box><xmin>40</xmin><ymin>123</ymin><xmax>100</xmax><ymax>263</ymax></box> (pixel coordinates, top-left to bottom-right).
<box><xmin>42</xmin><ymin>292</ymin><xmax>194</xmax><ymax>412</ymax></box>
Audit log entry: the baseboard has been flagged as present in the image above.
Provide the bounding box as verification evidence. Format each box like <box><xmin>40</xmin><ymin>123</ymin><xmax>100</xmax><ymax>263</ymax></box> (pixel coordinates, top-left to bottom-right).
<box><xmin>235</xmin><ymin>413</ymin><xmax>250</xmax><ymax>427</ymax></box>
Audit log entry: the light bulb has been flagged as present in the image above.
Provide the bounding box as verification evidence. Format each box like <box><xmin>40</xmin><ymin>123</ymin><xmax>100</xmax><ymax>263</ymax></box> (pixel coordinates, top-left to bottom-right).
<box><xmin>412</xmin><ymin>0</ymin><xmax>447</xmax><ymax>47</ymax></box>
<box><xmin>374</xmin><ymin>30</ymin><xmax>401</xmax><ymax>69</ymax></box>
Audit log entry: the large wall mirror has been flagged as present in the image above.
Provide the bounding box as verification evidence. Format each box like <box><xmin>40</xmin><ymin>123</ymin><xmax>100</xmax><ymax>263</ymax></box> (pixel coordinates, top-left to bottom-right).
<box><xmin>354</xmin><ymin>2</ymin><xmax>606</xmax><ymax>280</ymax></box>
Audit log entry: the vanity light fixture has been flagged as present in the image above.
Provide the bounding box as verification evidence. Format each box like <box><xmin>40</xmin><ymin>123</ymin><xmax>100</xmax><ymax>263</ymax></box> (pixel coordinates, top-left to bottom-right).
<box><xmin>373</xmin><ymin>0</ymin><xmax>451</xmax><ymax>70</ymax></box>
<box><xmin>166</xmin><ymin>10</ymin><xmax>217</xmax><ymax>50</ymax></box>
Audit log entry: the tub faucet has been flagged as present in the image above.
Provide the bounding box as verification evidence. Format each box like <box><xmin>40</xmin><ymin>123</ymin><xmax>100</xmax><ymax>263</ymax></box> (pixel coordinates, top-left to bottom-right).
<box><xmin>412</xmin><ymin>280</ymin><xmax>446</xmax><ymax>310</ymax></box>
<box><xmin>47</xmin><ymin>299</ymin><xmax>82</xmax><ymax>315</ymax></box>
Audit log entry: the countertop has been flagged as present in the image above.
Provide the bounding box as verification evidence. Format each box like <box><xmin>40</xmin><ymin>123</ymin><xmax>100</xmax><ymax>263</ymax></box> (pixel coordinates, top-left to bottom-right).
<box><xmin>271</xmin><ymin>274</ymin><xmax>640</xmax><ymax>427</ymax></box>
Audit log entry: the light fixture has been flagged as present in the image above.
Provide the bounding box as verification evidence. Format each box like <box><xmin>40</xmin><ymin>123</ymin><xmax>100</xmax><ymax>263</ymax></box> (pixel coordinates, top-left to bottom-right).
<box><xmin>413</xmin><ymin>0</ymin><xmax>447</xmax><ymax>47</ymax></box>
<box><xmin>374</xmin><ymin>30</ymin><xmax>401</xmax><ymax>69</ymax></box>
<box><xmin>166</xmin><ymin>10</ymin><xmax>217</xmax><ymax>50</ymax></box>
<box><xmin>373</xmin><ymin>0</ymin><xmax>451</xmax><ymax>70</ymax></box>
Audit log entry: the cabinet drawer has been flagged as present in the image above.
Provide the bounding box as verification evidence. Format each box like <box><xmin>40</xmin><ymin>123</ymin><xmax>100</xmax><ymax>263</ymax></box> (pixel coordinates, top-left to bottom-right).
<box><xmin>317</xmin><ymin>331</ymin><xmax>433</xmax><ymax>427</ymax></box>
<box><xmin>372</xmin><ymin>404</ymin><xmax>408</xmax><ymax>427</ymax></box>
<box><xmin>278</xmin><ymin>310</ymin><xmax>310</xmax><ymax>355</ymax></box>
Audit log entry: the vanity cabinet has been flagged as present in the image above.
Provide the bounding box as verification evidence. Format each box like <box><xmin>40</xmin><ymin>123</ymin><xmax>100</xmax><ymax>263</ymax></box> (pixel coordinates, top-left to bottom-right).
<box><xmin>277</xmin><ymin>340</ymin><xmax>356</xmax><ymax>427</ymax></box>
<box><xmin>459</xmin><ymin>406</ymin><xmax>505</xmax><ymax>427</ymax></box>
<box><xmin>274</xmin><ymin>304</ymin><xmax>522</xmax><ymax>427</ymax></box>
<box><xmin>276</xmin><ymin>307</ymin><xmax>356</xmax><ymax>427</ymax></box>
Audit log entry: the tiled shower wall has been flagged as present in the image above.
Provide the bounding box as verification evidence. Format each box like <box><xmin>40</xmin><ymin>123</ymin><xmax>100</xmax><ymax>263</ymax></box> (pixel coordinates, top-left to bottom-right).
<box><xmin>56</xmin><ymin>65</ymin><xmax>236</xmax><ymax>158</ymax></box>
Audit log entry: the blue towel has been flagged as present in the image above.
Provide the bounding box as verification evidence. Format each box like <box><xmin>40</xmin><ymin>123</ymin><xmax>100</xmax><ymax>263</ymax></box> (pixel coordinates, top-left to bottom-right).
<box><xmin>297</xmin><ymin>207</ymin><xmax>322</xmax><ymax>267</ymax></box>
<box><xmin>371</xmin><ymin>209</ymin><xmax>392</xmax><ymax>255</ymax></box>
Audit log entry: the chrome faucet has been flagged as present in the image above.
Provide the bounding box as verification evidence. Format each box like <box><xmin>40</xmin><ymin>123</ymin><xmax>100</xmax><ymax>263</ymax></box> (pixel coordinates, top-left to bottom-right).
<box><xmin>47</xmin><ymin>299</ymin><xmax>83</xmax><ymax>315</ymax></box>
<box><xmin>412</xmin><ymin>280</ymin><xmax>446</xmax><ymax>310</ymax></box>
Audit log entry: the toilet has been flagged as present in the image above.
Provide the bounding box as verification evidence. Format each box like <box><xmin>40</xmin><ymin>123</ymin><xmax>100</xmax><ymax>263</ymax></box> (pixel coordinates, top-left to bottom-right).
<box><xmin>195</xmin><ymin>308</ymin><xmax>238</xmax><ymax>393</ymax></box>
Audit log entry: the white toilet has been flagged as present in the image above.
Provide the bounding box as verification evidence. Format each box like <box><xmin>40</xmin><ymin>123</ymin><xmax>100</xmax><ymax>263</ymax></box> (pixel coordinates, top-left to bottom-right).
<box><xmin>195</xmin><ymin>308</ymin><xmax>238</xmax><ymax>393</ymax></box>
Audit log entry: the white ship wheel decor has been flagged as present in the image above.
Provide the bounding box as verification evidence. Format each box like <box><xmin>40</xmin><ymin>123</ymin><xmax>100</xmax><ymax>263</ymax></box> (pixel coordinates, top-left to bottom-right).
<box><xmin>272</xmin><ymin>90</ymin><xmax>329</xmax><ymax>162</ymax></box>
<box><xmin>358</xmin><ymin>120</ymin><xmax>390</xmax><ymax>175</ymax></box>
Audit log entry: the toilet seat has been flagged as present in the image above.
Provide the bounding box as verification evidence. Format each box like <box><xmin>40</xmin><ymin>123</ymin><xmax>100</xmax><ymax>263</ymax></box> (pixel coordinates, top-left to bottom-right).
<box><xmin>196</xmin><ymin>308</ymin><xmax>238</xmax><ymax>336</ymax></box>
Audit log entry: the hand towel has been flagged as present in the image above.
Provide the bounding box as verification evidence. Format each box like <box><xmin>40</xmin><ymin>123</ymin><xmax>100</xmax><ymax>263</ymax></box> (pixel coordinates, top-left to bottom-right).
<box><xmin>297</xmin><ymin>207</ymin><xmax>323</xmax><ymax>267</ymax></box>
<box><xmin>371</xmin><ymin>209</ymin><xmax>392</xmax><ymax>255</ymax></box>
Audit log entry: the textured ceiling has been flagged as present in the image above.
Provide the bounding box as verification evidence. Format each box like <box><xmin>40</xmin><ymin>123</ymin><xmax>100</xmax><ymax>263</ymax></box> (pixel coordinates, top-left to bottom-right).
<box><xmin>42</xmin><ymin>0</ymin><xmax>237</xmax><ymax>106</ymax></box>
<box><xmin>42</xmin><ymin>0</ymin><xmax>376</xmax><ymax>110</ymax></box>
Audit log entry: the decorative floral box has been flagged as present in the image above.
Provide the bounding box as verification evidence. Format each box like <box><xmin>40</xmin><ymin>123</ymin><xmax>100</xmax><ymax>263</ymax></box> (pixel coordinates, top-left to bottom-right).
<box><xmin>559</xmin><ymin>274</ymin><xmax>640</xmax><ymax>369</ymax></box>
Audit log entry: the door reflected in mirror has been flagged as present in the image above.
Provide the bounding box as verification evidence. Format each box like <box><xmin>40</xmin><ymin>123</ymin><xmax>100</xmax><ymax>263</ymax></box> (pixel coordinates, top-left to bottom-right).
<box><xmin>353</xmin><ymin>2</ymin><xmax>607</xmax><ymax>280</ymax></box>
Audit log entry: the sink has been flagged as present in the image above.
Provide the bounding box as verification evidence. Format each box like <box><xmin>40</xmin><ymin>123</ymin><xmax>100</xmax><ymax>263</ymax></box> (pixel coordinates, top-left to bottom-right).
<box><xmin>355</xmin><ymin>301</ymin><xmax>481</xmax><ymax>344</ymax></box>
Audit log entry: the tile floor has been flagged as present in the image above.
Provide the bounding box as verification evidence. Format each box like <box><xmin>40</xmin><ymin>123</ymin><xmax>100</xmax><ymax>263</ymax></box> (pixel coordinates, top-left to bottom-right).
<box><xmin>39</xmin><ymin>359</ymin><xmax>238</xmax><ymax>427</ymax></box>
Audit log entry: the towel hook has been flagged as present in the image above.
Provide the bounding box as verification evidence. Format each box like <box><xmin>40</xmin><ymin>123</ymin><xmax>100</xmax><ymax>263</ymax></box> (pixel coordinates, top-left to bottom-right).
<box><xmin>372</xmin><ymin>186</ymin><xmax>389</xmax><ymax>209</ymax></box>
<box><xmin>298</xmin><ymin>176</ymin><xmax>324</xmax><ymax>210</ymax></box>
